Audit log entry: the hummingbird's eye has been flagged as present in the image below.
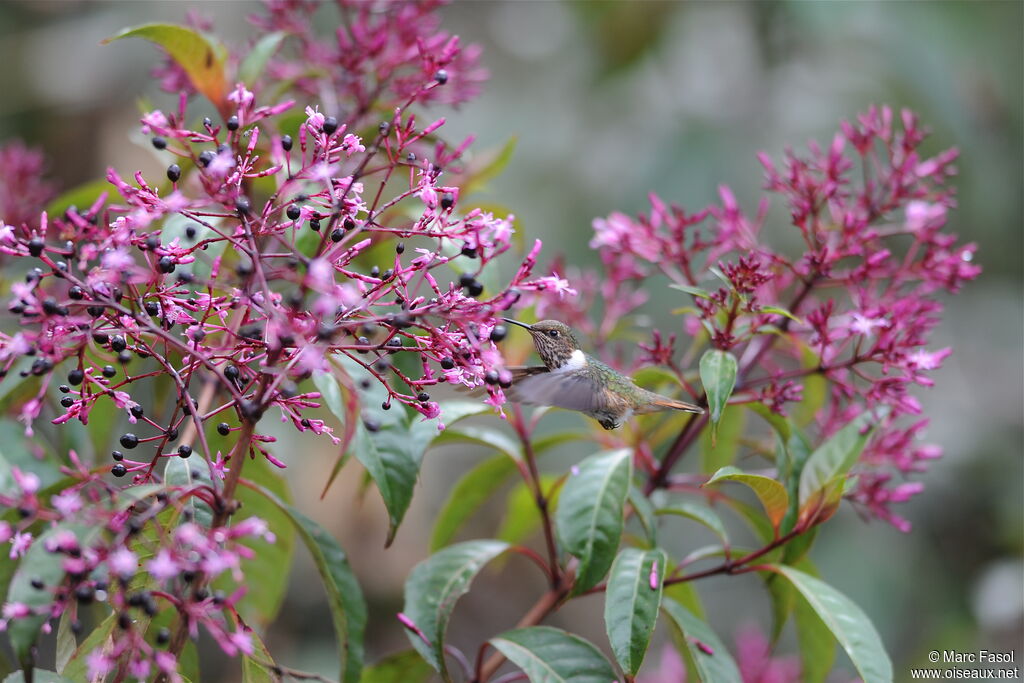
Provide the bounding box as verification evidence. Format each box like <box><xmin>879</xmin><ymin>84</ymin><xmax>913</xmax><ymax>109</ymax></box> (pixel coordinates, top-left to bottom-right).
<box><xmin>548</xmin><ymin>330</ymin><xmax>559</xmax><ymax>338</ymax></box>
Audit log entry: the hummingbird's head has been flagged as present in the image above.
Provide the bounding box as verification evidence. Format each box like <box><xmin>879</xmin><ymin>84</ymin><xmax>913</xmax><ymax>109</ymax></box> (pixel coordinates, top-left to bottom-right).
<box><xmin>502</xmin><ymin>318</ymin><xmax>582</xmax><ymax>370</ymax></box>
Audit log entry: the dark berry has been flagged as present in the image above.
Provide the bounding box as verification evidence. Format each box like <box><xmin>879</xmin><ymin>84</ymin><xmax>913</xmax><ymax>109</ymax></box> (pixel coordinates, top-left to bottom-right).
<box><xmin>226</xmin><ymin>115</ymin><xmax>239</xmax><ymax>131</ymax></box>
<box><xmin>166</xmin><ymin>163</ymin><xmax>181</xmax><ymax>182</ymax></box>
<box><xmin>286</xmin><ymin>204</ymin><xmax>302</xmax><ymax>220</ymax></box>
<box><xmin>130</xmin><ymin>405</ymin><xmax>144</xmax><ymax>419</ymax></box>
<box><xmin>75</xmin><ymin>585</ymin><xmax>95</xmax><ymax>603</ymax></box>
<box><xmin>166</xmin><ymin>427</ymin><xmax>179</xmax><ymax>441</ymax></box>
<box><xmin>118</xmin><ymin>350</ymin><xmax>132</xmax><ymax>364</ymax></box>
<box><xmin>102</xmin><ymin>365</ymin><xmax>116</xmax><ymax>378</ymax></box>
<box><xmin>30</xmin><ymin>579</ymin><xmax>44</xmax><ymax>590</ymax></box>
<box><xmin>281</xmin><ymin>134</ymin><xmax>293</xmax><ymax>151</ymax></box>
<box><xmin>235</xmin><ymin>197</ymin><xmax>251</xmax><ymax>215</ymax></box>
<box><xmin>489</xmin><ymin>325</ymin><xmax>508</xmax><ymax>342</ymax></box>
<box><xmin>396</xmin><ymin>242</ymin><xmax>405</xmax><ymax>254</ymax></box>
<box><xmin>58</xmin><ymin>384</ymin><xmax>70</xmax><ymax>393</ymax></box>
<box><xmin>177</xmin><ymin>445</ymin><xmax>192</xmax><ymax>458</ymax></box>
<box><xmin>330</xmin><ymin>228</ymin><xmax>344</xmax><ymax>242</ymax></box>
<box><xmin>440</xmin><ymin>357</ymin><xmax>455</xmax><ymax>370</ymax></box>
<box><xmin>28</xmin><ymin>237</ymin><xmax>44</xmax><ymax>257</ymax></box>
<box><xmin>118</xmin><ymin>612</ymin><xmax>132</xmax><ymax>629</ymax></box>
<box><xmin>68</xmin><ymin>286</ymin><xmax>84</xmax><ymax>300</ymax></box>
<box><xmin>381</xmin><ymin>401</ymin><xmax>390</xmax><ymax>411</ymax></box>
<box><xmin>461</xmin><ymin>245</ymin><xmax>478</xmax><ymax>258</ymax></box>
<box><xmin>417</xmin><ymin>392</ymin><xmax>430</xmax><ymax>402</ymax></box>
<box><xmin>198</xmin><ymin>150</ymin><xmax>215</xmax><ymax>167</ymax></box>
<box><xmin>111</xmin><ymin>463</ymin><xmax>128</xmax><ymax>477</ymax></box>
<box><xmin>144</xmin><ymin>301</ymin><xmax>159</xmax><ymax>316</ymax></box>
<box><xmin>344</xmin><ymin>216</ymin><xmax>356</xmax><ymax>231</ymax></box>
<box><xmin>217</xmin><ymin>422</ymin><xmax>230</xmax><ymax>436</ymax></box>
<box><xmin>111</xmin><ymin>450</ymin><xmax>123</xmax><ymax>461</ymax></box>
<box><xmin>434</xmin><ymin>69</ymin><xmax>448</xmax><ymax>84</ymax></box>
<box><xmin>363</xmin><ymin>417</ymin><xmax>381</xmax><ymax>432</ymax></box>
<box><xmin>309</xmin><ymin>217</ymin><xmax>321</xmax><ymax>231</ymax></box>
<box><xmin>441</xmin><ymin>192</ymin><xmax>454</xmax><ymax>210</ymax></box>
<box><xmin>185</xmin><ymin>225</ymin><xmax>196</xmax><ymax>240</ymax></box>
<box><xmin>484</xmin><ymin>370</ymin><xmax>500</xmax><ymax>385</ymax></box>
<box><xmin>468</xmin><ymin>281</ymin><xmax>484</xmax><ymax>297</ymax></box>
<box><xmin>151</xmin><ymin>136</ymin><xmax>167</xmax><ymax>150</ymax></box>
<box><xmin>68</xmin><ymin>368</ymin><xmax>84</xmax><ymax>385</ymax></box>
<box><xmin>158</xmin><ymin>256</ymin><xmax>175</xmax><ymax>274</ymax></box>
<box><xmin>60</xmin><ymin>396</ymin><xmax>75</xmax><ymax>408</ymax></box>
<box><xmin>156</xmin><ymin>627</ymin><xmax>171</xmax><ymax>646</ymax></box>
<box><xmin>224</xmin><ymin>365</ymin><xmax>240</xmax><ymax>381</ymax></box>
<box><xmin>119</xmin><ymin>433</ymin><xmax>139</xmax><ymax>449</ymax></box>
<box><xmin>378</xmin><ymin>120</ymin><xmax>391</xmax><ymax>135</ymax></box>
<box><xmin>356</xmin><ymin>336</ymin><xmax>370</xmax><ymax>352</ymax></box>
<box><xmin>323</xmin><ymin>116</ymin><xmax>339</xmax><ymax>135</ymax></box>
<box><xmin>459</xmin><ymin>273</ymin><xmax>476</xmax><ymax>288</ymax></box>
<box><xmin>370</xmin><ymin>266</ymin><xmax>380</xmax><ymax>278</ymax></box>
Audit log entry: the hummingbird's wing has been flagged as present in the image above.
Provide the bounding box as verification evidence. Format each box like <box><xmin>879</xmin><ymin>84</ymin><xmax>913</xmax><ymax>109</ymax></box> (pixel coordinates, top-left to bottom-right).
<box><xmin>505</xmin><ymin>368</ymin><xmax>615</xmax><ymax>415</ymax></box>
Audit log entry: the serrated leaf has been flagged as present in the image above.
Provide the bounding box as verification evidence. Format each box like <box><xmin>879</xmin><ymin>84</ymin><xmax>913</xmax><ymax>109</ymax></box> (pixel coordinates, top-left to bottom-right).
<box><xmin>704</xmin><ymin>466</ymin><xmax>788</xmax><ymax>532</ymax></box>
<box><xmin>401</xmin><ymin>540</ymin><xmax>508</xmax><ymax>675</ymax></box>
<box><xmin>104</xmin><ymin>23</ymin><xmax>228</xmax><ymax>108</ymax></box>
<box><xmin>238</xmin><ymin>32</ymin><xmax>286</xmax><ymax>86</ymax></box>
<box><xmin>430</xmin><ymin>454</ymin><xmax>517</xmax><ymax>551</ymax></box>
<box><xmin>246</xmin><ymin>483</ymin><xmax>366</xmax><ymax>683</ymax></box>
<box><xmin>766</xmin><ymin>565</ymin><xmax>891</xmax><ymax>683</ymax></box>
<box><xmin>359</xmin><ymin>650</ymin><xmax>434</xmax><ymax>683</ymax></box>
<box><xmin>656</xmin><ymin>500</ymin><xmax>728</xmax><ymax>544</ymax></box>
<box><xmin>489</xmin><ymin>626</ymin><xmax>617</xmax><ymax>683</ymax></box>
<box><xmin>554</xmin><ymin>449</ymin><xmax>632</xmax><ymax>594</ymax></box>
<box><xmin>798</xmin><ymin>409</ymin><xmax>886</xmax><ymax>508</ymax></box>
<box><xmin>216</xmin><ymin>455</ymin><xmax>295</xmax><ymax>628</ymax></box>
<box><xmin>660</xmin><ymin>599</ymin><xmax>742</xmax><ymax>683</ymax></box>
<box><xmin>699</xmin><ymin>350</ymin><xmax>737</xmax><ymax>436</ymax></box>
<box><xmin>605</xmin><ymin>548</ymin><xmax>666</xmax><ymax>675</ymax></box>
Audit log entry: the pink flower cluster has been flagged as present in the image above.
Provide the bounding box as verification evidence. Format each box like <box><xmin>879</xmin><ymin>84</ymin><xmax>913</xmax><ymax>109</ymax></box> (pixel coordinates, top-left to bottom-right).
<box><xmin>576</xmin><ymin>106</ymin><xmax>979</xmax><ymax>530</ymax></box>
<box><xmin>0</xmin><ymin>451</ymin><xmax>270</xmax><ymax>676</ymax></box>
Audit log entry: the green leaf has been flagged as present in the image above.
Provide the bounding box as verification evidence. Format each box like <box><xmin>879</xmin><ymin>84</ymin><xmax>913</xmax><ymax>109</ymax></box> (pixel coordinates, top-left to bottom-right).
<box><xmin>747</xmin><ymin>402</ymin><xmax>793</xmax><ymax>443</ymax></box>
<box><xmin>699</xmin><ymin>350</ymin><xmax>738</xmax><ymax>436</ymax></box>
<box><xmin>604</xmin><ymin>548</ymin><xmax>666</xmax><ymax>675</ymax></box>
<box><xmin>627</xmin><ymin>487</ymin><xmax>658</xmax><ymax>547</ymax></box>
<box><xmin>359</xmin><ymin>650</ymin><xmax>434</xmax><ymax>683</ymax></box>
<box><xmin>699</xmin><ymin>402</ymin><xmax>745</xmax><ymax>473</ymax></box>
<box><xmin>668</xmin><ymin>283</ymin><xmax>713</xmax><ymax>299</ymax></box>
<box><xmin>238</xmin><ymin>32</ymin><xmax>286</xmax><ymax>86</ymax></box>
<box><xmin>704</xmin><ymin>466</ymin><xmax>788</xmax><ymax>532</ymax></box>
<box><xmin>554</xmin><ymin>449</ymin><xmax>632</xmax><ymax>594</ymax></box>
<box><xmin>104</xmin><ymin>23</ymin><xmax>228</xmax><ymax>108</ymax></box>
<box><xmin>464</xmin><ymin>136</ymin><xmax>518</xmax><ymax>193</ymax></box>
<box><xmin>55</xmin><ymin>611</ymin><xmax>76</xmax><ymax>675</ymax></box>
<box><xmin>431</xmin><ymin>424</ymin><xmax>521</xmax><ymax>462</ymax></box>
<box><xmin>798</xmin><ymin>409</ymin><xmax>886</xmax><ymax>508</ymax></box>
<box><xmin>242</xmin><ymin>630</ymin><xmax>277</xmax><ymax>683</ymax></box>
<box><xmin>794</xmin><ymin>345</ymin><xmax>827</xmax><ymax>427</ymax></box>
<box><xmin>248</xmin><ymin>483</ymin><xmax>366</xmax><ymax>683</ymax></box>
<box><xmin>489</xmin><ymin>626</ymin><xmax>618</xmax><ymax>683</ymax></box>
<box><xmin>43</xmin><ymin>179</ymin><xmax>110</xmax><ymax>220</ymax></box>
<box><xmin>430</xmin><ymin>454</ymin><xmax>517</xmax><ymax>551</ymax></box>
<box><xmin>656</xmin><ymin>500</ymin><xmax>728</xmax><ymax>544</ymax></box>
<box><xmin>164</xmin><ymin>455</ymin><xmax>214</xmax><ymax>528</ymax></box>
<box><xmin>401</xmin><ymin>540</ymin><xmax>509</xmax><ymax>674</ymax></box>
<box><xmin>766</xmin><ymin>565</ymin><xmax>891</xmax><ymax>683</ymax></box>
<box><xmin>6</xmin><ymin>524</ymin><xmax>96</xmax><ymax>666</ymax></box>
<box><xmin>496</xmin><ymin>476</ymin><xmax>558</xmax><ymax>546</ymax></box>
<box><xmin>758</xmin><ymin>305</ymin><xmax>804</xmax><ymax>324</ymax></box>
<box><xmin>61</xmin><ymin>613</ymin><xmax>116</xmax><ymax>680</ymax></box>
<box><xmin>725</xmin><ymin>498</ymin><xmax>776</xmax><ymax>544</ymax></box>
<box><xmin>159</xmin><ymin>213</ymin><xmax>227</xmax><ymax>281</ymax></box>
<box><xmin>775</xmin><ymin>428</ymin><xmax>812</xmax><ymax>535</ymax></box>
<box><xmin>216</xmin><ymin>455</ymin><xmax>295</xmax><ymax>628</ymax></box>
<box><xmin>660</xmin><ymin>599</ymin><xmax>742</xmax><ymax>683</ymax></box>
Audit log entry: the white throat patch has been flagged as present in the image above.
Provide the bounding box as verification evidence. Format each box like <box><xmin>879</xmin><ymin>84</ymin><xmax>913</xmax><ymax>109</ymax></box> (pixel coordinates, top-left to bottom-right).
<box><xmin>554</xmin><ymin>349</ymin><xmax>587</xmax><ymax>373</ymax></box>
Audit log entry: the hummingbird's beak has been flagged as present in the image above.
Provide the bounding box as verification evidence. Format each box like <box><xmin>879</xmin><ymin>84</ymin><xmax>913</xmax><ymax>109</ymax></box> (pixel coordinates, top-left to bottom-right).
<box><xmin>502</xmin><ymin>318</ymin><xmax>533</xmax><ymax>331</ymax></box>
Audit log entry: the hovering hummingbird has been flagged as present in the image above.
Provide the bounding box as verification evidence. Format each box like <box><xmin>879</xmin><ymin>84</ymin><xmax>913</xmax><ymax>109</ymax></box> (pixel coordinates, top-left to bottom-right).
<box><xmin>500</xmin><ymin>318</ymin><xmax>704</xmax><ymax>430</ymax></box>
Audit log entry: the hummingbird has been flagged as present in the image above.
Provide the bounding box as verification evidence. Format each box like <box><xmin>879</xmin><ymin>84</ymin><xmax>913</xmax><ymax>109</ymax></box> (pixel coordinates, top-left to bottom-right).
<box><xmin>500</xmin><ymin>318</ymin><xmax>704</xmax><ymax>430</ymax></box>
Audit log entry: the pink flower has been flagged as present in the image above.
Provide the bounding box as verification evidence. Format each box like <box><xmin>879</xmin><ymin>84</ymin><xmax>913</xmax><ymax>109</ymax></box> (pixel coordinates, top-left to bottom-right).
<box><xmin>146</xmin><ymin>549</ymin><xmax>180</xmax><ymax>581</ymax></box>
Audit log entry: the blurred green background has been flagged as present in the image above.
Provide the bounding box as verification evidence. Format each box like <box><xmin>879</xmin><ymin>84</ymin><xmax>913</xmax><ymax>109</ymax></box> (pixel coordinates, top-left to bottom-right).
<box><xmin>0</xmin><ymin>2</ymin><xmax>1020</xmax><ymax>681</ymax></box>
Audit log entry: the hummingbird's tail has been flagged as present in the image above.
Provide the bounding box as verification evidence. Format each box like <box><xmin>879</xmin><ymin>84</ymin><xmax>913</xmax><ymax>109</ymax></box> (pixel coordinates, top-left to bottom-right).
<box><xmin>639</xmin><ymin>393</ymin><xmax>704</xmax><ymax>415</ymax></box>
